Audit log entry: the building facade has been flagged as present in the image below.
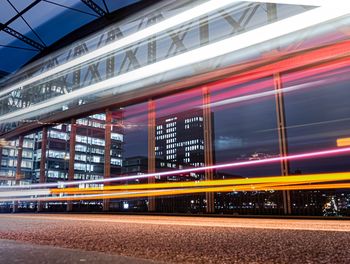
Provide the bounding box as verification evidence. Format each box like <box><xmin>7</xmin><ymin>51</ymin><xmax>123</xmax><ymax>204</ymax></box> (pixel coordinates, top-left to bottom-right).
<box><xmin>1</xmin><ymin>1</ymin><xmax>350</xmax><ymax>216</ymax></box>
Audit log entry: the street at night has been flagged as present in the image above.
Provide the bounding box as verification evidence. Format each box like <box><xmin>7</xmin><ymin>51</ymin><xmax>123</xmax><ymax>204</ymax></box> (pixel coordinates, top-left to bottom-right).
<box><xmin>2</xmin><ymin>0</ymin><xmax>350</xmax><ymax>263</ymax></box>
<box><xmin>0</xmin><ymin>214</ymin><xmax>350</xmax><ymax>263</ymax></box>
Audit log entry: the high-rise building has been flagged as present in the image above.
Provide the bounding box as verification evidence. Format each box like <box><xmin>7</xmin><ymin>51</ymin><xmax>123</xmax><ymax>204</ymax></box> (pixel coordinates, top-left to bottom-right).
<box><xmin>154</xmin><ymin>109</ymin><xmax>214</xmax><ymax>212</ymax></box>
<box><xmin>0</xmin><ymin>113</ymin><xmax>124</xmax><ymax>211</ymax></box>
<box><xmin>155</xmin><ymin>109</ymin><xmax>210</xmax><ymax>175</ymax></box>
<box><xmin>0</xmin><ymin>135</ymin><xmax>35</xmax><ymax>186</ymax></box>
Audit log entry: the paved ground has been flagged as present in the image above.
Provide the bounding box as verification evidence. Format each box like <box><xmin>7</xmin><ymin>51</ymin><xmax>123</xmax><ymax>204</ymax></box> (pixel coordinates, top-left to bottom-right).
<box><xmin>0</xmin><ymin>214</ymin><xmax>350</xmax><ymax>263</ymax></box>
<box><xmin>0</xmin><ymin>239</ymin><xmax>156</xmax><ymax>264</ymax></box>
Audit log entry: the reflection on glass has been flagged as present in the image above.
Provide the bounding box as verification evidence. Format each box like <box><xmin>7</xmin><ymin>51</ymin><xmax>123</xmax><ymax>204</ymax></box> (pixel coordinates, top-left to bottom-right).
<box><xmin>283</xmin><ymin>65</ymin><xmax>350</xmax><ymax>215</ymax></box>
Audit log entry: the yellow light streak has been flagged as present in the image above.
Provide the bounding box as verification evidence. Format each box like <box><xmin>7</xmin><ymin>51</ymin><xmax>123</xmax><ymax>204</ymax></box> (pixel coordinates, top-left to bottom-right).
<box><xmin>50</xmin><ymin>171</ymin><xmax>350</xmax><ymax>194</ymax></box>
<box><xmin>45</xmin><ymin>181</ymin><xmax>350</xmax><ymax>201</ymax></box>
<box><xmin>337</xmin><ymin>137</ymin><xmax>350</xmax><ymax>147</ymax></box>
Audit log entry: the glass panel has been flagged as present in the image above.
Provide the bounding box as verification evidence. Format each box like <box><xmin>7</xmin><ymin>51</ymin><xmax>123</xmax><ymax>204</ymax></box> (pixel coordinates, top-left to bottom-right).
<box><xmin>210</xmin><ymin>77</ymin><xmax>282</xmax><ymax>214</ymax></box>
<box><xmin>0</xmin><ymin>138</ymin><xmax>18</xmax><ymax>184</ymax></box>
<box><xmin>23</xmin><ymin>1</ymin><xmax>95</xmax><ymax>45</ymax></box>
<box><xmin>155</xmin><ymin>87</ymin><xmax>206</xmax><ymax>213</ymax></box>
<box><xmin>0</xmin><ymin>1</ymin><xmax>17</xmax><ymax>23</ymax></box>
<box><xmin>110</xmin><ymin>103</ymin><xmax>148</xmax><ymax>212</ymax></box>
<box><xmin>283</xmin><ymin>63</ymin><xmax>350</xmax><ymax>216</ymax></box>
<box><xmin>75</xmin><ymin>114</ymin><xmax>105</xmax><ymax>181</ymax></box>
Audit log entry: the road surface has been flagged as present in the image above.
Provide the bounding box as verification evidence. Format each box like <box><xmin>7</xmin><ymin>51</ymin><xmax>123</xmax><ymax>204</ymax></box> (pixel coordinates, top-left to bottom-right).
<box><xmin>0</xmin><ymin>214</ymin><xmax>350</xmax><ymax>263</ymax></box>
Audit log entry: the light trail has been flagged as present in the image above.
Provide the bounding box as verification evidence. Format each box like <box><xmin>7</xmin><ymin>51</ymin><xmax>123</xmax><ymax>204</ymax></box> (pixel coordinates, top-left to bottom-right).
<box><xmin>2</xmin><ymin>1</ymin><xmax>350</xmax><ymax>123</ymax></box>
<box><xmin>42</xmin><ymin>182</ymin><xmax>350</xmax><ymax>201</ymax></box>
<box><xmin>0</xmin><ymin>189</ymin><xmax>50</xmax><ymax>198</ymax></box>
<box><xmin>203</xmin><ymin>80</ymin><xmax>323</xmax><ymax>109</ymax></box>
<box><xmin>2</xmin><ymin>146</ymin><xmax>350</xmax><ymax>190</ymax></box>
<box><xmin>2</xmin><ymin>172</ymin><xmax>350</xmax><ymax>202</ymax></box>
<box><xmin>50</xmin><ymin>171</ymin><xmax>350</xmax><ymax>193</ymax></box>
<box><xmin>251</xmin><ymin>0</ymin><xmax>323</xmax><ymax>6</ymax></box>
<box><xmin>51</xmin><ymin>181</ymin><xmax>307</xmax><ymax>195</ymax></box>
<box><xmin>0</xmin><ymin>0</ymin><xmax>243</xmax><ymax>98</ymax></box>
<box><xmin>3</xmin><ymin>181</ymin><xmax>350</xmax><ymax>202</ymax></box>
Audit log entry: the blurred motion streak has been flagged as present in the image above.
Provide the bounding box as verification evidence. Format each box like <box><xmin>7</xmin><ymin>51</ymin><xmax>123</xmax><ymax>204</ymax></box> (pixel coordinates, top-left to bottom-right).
<box><xmin>2</xmin><ymin>171</ymin><xmax>350</xmax><ymax>202</ymax></box>
<box><xmin>337</xmin><ymin>138</ymin><xmax>350</xmax><ymax>147</ymax></box>
<box><xmin>2</xmin><ymin>146</ymin><xmax>350</xmax><ymax>190</ymax></box>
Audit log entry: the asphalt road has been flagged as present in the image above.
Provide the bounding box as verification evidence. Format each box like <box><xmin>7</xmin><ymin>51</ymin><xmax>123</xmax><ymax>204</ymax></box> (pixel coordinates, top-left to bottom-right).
<box><xmin>0</xmin><ymin>238</ymin><xmax>155</xmax><ymax>264</ymax></box>
<box><xmin>0</xmin><ymin>214</ymin><xmax>350</xmax><ymax>263</ymax></box>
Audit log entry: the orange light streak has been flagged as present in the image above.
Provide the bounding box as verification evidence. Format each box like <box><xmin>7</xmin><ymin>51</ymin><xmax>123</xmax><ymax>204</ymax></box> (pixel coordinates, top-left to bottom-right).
<box><xmin>50</xmin><ymin>171</ymin><xmax>350</xmax><ymax>195</ymax></box>
<box><xmin>337</xmin><ymin>137</ymin><xmax>350</xmax><ymax>147</ymax></box>
<box><xmin>45</xmin><ymin>182</ymin><xmax>350</xmax><ymax>201</ymax></box>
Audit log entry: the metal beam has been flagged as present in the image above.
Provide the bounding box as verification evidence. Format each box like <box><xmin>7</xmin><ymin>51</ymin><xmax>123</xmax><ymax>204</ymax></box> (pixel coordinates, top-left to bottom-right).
<box><xmin>148</xmin><ymin>100</ymin><xmax>156</xmax><ymax>212</ymax></box>
<box><xmin>0</xmin><ymin>147</ymin><xmax>2</xmax><ymax>174</ymax></box>
<box><xmin>3</xmin><ymin>0</ymin><xmax>41</xmax><ymax>27</ymax></box>
<box><xmin>38</xmin><ymin>127</ymin><xmax>47</xmax><ymax>212</ymax></box>
<box><xmin>3</xmin><ymin>39</ymin><xmax>350</xmax><ymax>139</ymax></box>
<box><xmin>0</xmin><ymin>0</ymin><xmax>44</xmax><ymax>51</ymax></box>
<box><xmin>0</xmin><ymin>176</ymin><xmax>15</xmax><ymax>181</ymax></box>
<box><xmin>67</xmin><ymin>119</ymin><xmax>76</xmax><ymax>212</ymax></box>
<box><xmin>267</xmin><ymin>2</ymin><xmax>291</xmax><ymax>215</ymax></box>
<box><xmin>7</xmin><ymin>0</ymin><xmax>46</xmax><ymax>47</ymax></box>
<box><xmin>44</xmin><ymin>0</ymin><xmax>97</xmax><ymax>17</ymax></box>
<box><xmin>15</xmin><ymin>136</ymin><xmax>24</xmax><ymax>184</ymax></box>
<box><xmin>81</xmin><ymin>0</ymin><xmax>107</xmax><ymax>17</ymax></box>
<box><xmin>202</xmin><ymin>86</ymin><xmax>215</xmax><ymax>213</ymax></box>
<box><xmin>101</xmin><ymin>0</ymin><xmax>109</xmax><ymax>14</ymax></box>
<box><xmin>147</xmin><ymin>16</ymin><xmax>158</xmax><ymax>64</ymax></box>
<box><xmin>13</xmin><ymin>135</ymin><xmax>24</xmax><ymax>213</ymax></box>
<box><xmin>0</xmin><ymin>44</ymin><xmax>37</xmax><ymax>52</ymax></box>
<box><xmin>274</xmin><ymin>73</ymin><xmax>292</xmax><ymax>215</ymax></box>
<box><xmin>103</xmin><ymin>110</ymin><xmax>111</xmax><ymax>211</ymax></box>
<box><xmin>0</xmin><ymin>24</ymin><xmax>44</xmax><ymax>51</ymax></box>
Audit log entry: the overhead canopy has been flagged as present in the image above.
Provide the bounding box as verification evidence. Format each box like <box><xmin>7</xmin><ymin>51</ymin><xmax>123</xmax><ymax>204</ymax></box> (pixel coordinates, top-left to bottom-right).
<box><xmin>0</xmin><ymin>0</ymin><xmax>141</xmax><ymax>76</ymax></box>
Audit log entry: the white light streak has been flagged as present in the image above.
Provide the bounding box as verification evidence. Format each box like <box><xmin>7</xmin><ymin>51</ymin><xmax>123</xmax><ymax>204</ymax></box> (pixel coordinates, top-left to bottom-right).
<box><xmin>204</xmin><ymin>80</ymin><xmax>324</xmax><ymax>108</ymax></box>
<box><xmin>0</xmin><ymin>189</ymin><xmax>50</xmax><ymax>198</ymax></box>
<box><xmin>251</xmin><ymin>0</ymin><xmax>324</xmax><ymax>6</ymax></box>
<box><xmin>1</xmin><ymin>3</ymin><xmax>349</xmax><ymax>123</ymax></box>
<box><xmin>0</xmin><ymin>0</ymin><xmax>241</xmax><ymax>98</ymax></box>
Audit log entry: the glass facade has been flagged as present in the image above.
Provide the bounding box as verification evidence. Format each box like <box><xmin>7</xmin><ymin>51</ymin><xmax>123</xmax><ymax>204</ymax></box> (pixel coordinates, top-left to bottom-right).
<box><xmin>283</xmin><ymin>65</ymin><xmax>350</xmax><ymax>216</ymax></box>
<box><xmin>210</xmin><ymin>77</ymin><xmax>283</xmax><ymax>215</ymax></box>
<box><xmin>1</xmin><ymin>1</ymin><xmax>350</xmax><ymax>216</ymax></box>
<box><xmin>2</xmin><ymin>58</ymin><xmax>350</xmax><ymax>215</ymax></box>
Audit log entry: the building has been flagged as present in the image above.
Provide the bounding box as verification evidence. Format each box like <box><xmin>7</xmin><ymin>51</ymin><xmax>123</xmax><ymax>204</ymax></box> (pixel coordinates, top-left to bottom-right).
<box><xmin>154</xmin><ymin>109</ymin><xmax>214</xmax><ymax>212</ymax></box>
<box><xmin>0</xmin><ymin>1</ymin><xmax>350</xmax><ymax>216</ymax></box>
<box><xmin>155</xmin><ymin>109</ymin><xmax>210</xmax><ymax>176</ymax></box>
<box><xmin>0</xmin><ymin>113</ymin><xmax>124</xmax><ymax>212</ymax></box>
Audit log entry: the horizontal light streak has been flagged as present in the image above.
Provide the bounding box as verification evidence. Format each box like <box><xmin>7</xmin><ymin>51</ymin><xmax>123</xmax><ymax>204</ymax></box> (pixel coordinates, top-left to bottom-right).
<box><xmin>204</xmin><ymin>80</ymin><xmax>323</xmax><ymax>109</ymax></box>
<box><xmin>37</xmin><ymin>182</ymin><xmax>350</xmax><ymax>200</ymax></box>
<box><xmin>337</xmin><ymin>137</ymin><xmax>350</xmax><ymax>147</ymax></box>
<box><xmin>1</xmin><ymin>3</ymin><xmax>350</xmax><ymax>123</ymax></box>
<box><xmin>51</xmin><ymin>171</ymin><xmax>350</xmax><ymax>193</ymax></box>
<box><xmin>3</xmin><ymin>181</ymin><xmax>350</xmax><ymax>202</ymax></box>
<box><xmin>0</xmin><ymin>189</ymin><xmax>50</xmax><ymax>198</ymax></box>
<box><xmin>2</xmin><ymin>172</ymin><xmax>350</xmax><ymax>202</ymax></box>
<box><xmin>2</xmin><ymin>146</ymin><xmax>350</xmax><ymax>190</ymax></box>
<box><xmin>0</xmin><ymin>0</ymin><xmax>240</xmax><ymax>98</ymax></box>
<box><xmin>263</xmin><ymin>183</ymin><xmax>350</xmax><ymax>191</ymax></box>
<box><xmin>251</xmin><ymin>0</ymin><xmax>323</xmax><ymax>6</ymax></box>
<box><xmin>50</xmin><ymin>181</ymin><xmax>310</xmax><ymax>195</ymax></box>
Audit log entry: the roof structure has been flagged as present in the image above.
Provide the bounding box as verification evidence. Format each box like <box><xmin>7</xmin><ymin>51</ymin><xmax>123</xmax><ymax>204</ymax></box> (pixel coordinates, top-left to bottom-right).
<box><xmin>0</xmin><ymin>0</ymin><xmax>142</xmax><ymax>77</ymax></box>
